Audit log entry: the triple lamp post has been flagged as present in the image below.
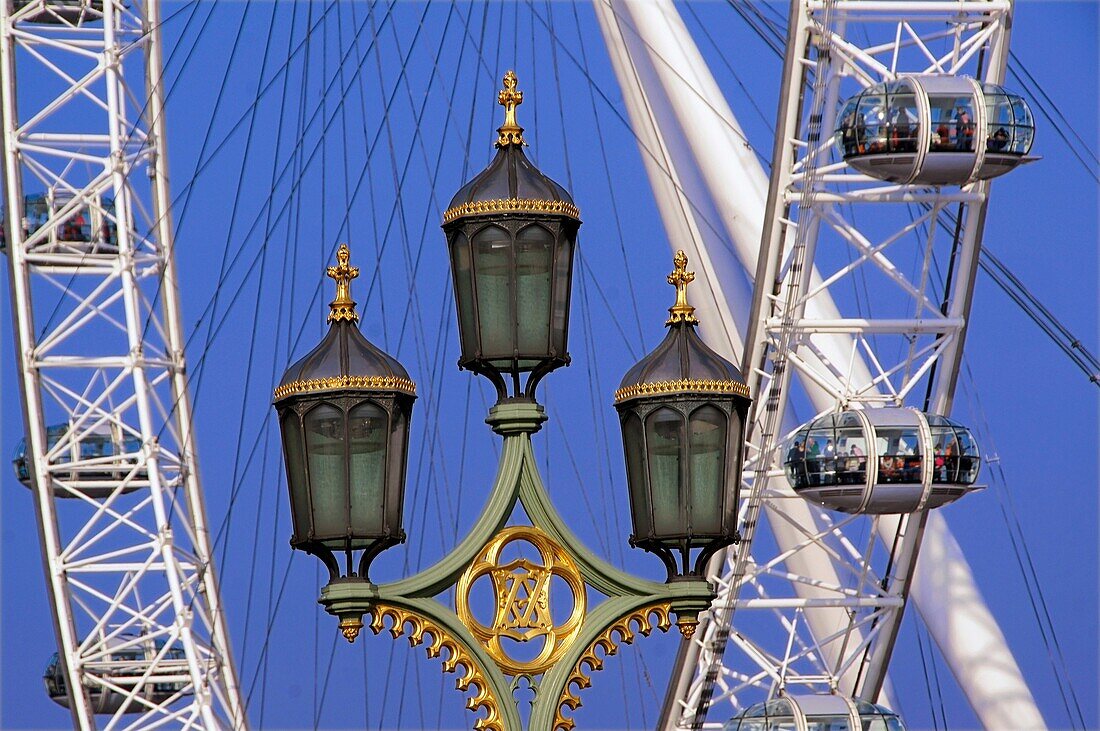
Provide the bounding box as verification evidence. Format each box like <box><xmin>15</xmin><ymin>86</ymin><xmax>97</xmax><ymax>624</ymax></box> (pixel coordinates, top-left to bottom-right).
<box><xmin>272</xmin><ymin>71</ymin><xmax>752</xmax><ymax>730</ymax></box>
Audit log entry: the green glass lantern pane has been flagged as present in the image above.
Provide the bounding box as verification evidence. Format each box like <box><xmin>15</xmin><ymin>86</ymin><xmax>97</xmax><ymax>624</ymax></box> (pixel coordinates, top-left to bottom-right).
<box><xmin>280</xmin><ymin>411</ymin><xmax>311</xmax><ymax>540</ymax></box>
<box><xmin>348</xmin><ymin>401</ymin><xmax>387</xmax><ymax>536</ymax></box>
<box><xmin>515</xmin><ymin>224</ymin><xmax>553</xmax><ymax>354</ymax></box>
<box><xmin>689</xmin><ymin>405</ymin><xmax>726</xmax><ymax>534</ymax></box>
<box><xmin>622</xmin><ymin>412</ymin><xmax>651</xmax><ymax>537</ymax></box>
<box><xmin>304</xmin><ymin>403</ymin><xmax>347</xmax><ymax>538</ymax></box>
<box><xmin>645</xmin><ymin>407</ymin><xmax>684</xmax><ymax>536</ymax></box>
<box><xmin>386</xmin><ymin>403</ymin><xmax>410</xmax><ymax>534</ymax></box>
<box><xmin>449</xmin><ymin>231</ymin><xmax>478</xmax><ymax>358</ymax></box>
<box><xmin>472</xmin><ymin>225</ymin><xmax>513</xmax><ymax>357</ymax></box>
<box><xmin>550</xmin><ymin>230</ymin><xmax>573</xmax><ymax>356</ymax></box>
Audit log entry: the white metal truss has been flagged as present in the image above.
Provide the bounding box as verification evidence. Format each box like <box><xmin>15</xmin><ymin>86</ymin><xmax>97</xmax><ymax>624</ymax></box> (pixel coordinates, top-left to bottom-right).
<box><xmin>667</xmin><ymin>1</ymin><xmax>1044</xmax><ymax>728</ymax></box>
<box><xmin>0</xmin><ymin>1</ymin><xmax>246</xmax><ymax>728</ymax></box>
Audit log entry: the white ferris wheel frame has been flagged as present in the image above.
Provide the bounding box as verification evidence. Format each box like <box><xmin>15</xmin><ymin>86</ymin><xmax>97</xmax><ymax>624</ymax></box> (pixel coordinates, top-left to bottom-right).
<box><xmin>592</xmin><ymin>0</ymin><xmax>1042</xmax><ymax>729</ymax></box>
<box><xmin>0</xmin><ymin>0</ymin><xmax>245</xmax><ymax>728</ymax></box>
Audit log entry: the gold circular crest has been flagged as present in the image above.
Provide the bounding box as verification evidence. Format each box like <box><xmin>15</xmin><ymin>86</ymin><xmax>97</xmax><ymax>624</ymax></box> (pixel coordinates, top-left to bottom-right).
<box><xmin>456</xmin><ymin>526</ymin><xmax>586</xmax><ymax>676</ymax></box>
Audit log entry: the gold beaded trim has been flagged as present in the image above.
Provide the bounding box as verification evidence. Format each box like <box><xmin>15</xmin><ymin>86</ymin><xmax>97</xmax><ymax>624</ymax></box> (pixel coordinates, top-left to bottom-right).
<box><xmin>554</xmin><ymin>604</ymin><xmax>673</xmax><ymax>730</ymax></box>
<box><xmin>442</xmin><ymin>197</ymin><xmax>580</xmax><ymax>224</ymax></box>
<box><xmin>273</xmin><ymin>374</ymin><xmax>416</xmax><ymax>400</ymax></box>
<box><xmin>368</xmin><ymin>604</ymin><xmax>505</xmax><ymax>731</ymax></box>
<box><xmin>614</xmin><ymin>378</ymin><xmax>750</xmax><ymax>403</ymax></box>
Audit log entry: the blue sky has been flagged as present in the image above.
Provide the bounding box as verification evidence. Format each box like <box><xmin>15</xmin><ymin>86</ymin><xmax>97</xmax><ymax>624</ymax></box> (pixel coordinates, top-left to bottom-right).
<box><xmin>1</xmin><ymin>2</ymin><xmax>1096</xmax><ymax>729</ymax></box>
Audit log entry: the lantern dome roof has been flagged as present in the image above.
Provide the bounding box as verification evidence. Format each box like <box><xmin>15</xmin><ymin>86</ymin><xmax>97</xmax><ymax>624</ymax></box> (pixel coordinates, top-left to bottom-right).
<box><xmin>274</xmin><ymin>244</ymin><xmax>415</xmax><ymax>401</ymax></box>
<box><xmin>615</xmin><ymin>251</ymin><xmax>748</xmax><ymax>404</ymax></box>
<box><xmin>443</xmin><ymin>71</ymin><xmax>579</xmax><ymax>225</ymax></box>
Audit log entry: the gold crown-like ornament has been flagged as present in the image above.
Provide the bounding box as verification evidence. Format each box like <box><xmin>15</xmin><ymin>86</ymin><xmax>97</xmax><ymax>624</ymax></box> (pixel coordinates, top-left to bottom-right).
<box><xmin>666</xmin><ymin>249</ymin><xmax>699</xmax><ymax>326</ymax></box>
<box><xmin>442</xmin><ymin>197</ymin><xmax>580</xmax><ymax>224</ymax></box>
<box><xmin>613</xmin><ymin>378</ymin><xmax>750</xmax><ymax>404</ymax></box>
<box><xmin>273</xmin><ymin>374</ymin><xmax>417</xmax><ymax>401</ymax></box>
<box><xmin>496</xmin><ymin>70</ymin><xmax>525</xmax><ymax>147</ymax></box>
<box><xmin>327</xmin><ymin>243</ymin><xmax>359</xmax><ymax>323</ymax></box>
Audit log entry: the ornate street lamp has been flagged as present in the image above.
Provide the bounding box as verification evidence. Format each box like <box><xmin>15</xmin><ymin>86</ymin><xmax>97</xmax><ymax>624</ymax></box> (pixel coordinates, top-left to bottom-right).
<box><xmin>279</xmin><ymin>74</ymin><xmax>738</xmax><ymax>730</ymax></box>
<box><xmin>442</xmin><ymin>69</ymin><xmax>580</xmax><ymax>401</ymax></box>
<box><xmin>273</xmin><ymin>244</ymin><xmax>416</xmax><ymax>586</ymax></box>
<box><xmin>615</xmin><ymin>251</ymin><xmax>751</xmax><ymax>580</ymax></box>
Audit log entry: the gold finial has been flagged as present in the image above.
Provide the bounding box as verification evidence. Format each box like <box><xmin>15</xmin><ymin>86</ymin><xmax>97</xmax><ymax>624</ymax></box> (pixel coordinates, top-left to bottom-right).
<box><xmin>326</xmin><ymin>243</ymin><xmax>360</xmax><ymax>323</ymax></box>
<box><xmin>676</xmin><ymin>615</ymin><xmax>699</xmax><ymax>640</ymax></box>
<box><xmin>666</xmin><ymin>250</ymin><xmax>699</xmax><ymax>326</ymax></box>
<box><xmin>496</xmin><ymin>70</ymin><xmax>525</xmax><ymax>147</ymax></box>
<box><xmin>339</xmin><ymin>616</ymin><xmax>364</xmax><ymax>643</ymax></box>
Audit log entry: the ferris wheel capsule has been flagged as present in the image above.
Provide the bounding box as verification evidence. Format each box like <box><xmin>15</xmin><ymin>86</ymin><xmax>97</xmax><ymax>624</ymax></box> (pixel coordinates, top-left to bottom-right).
<box><xmin>783</xmin><ymin>408</ymin><xmax>981</xmax><ymax>514</ymax></box>
<box><xmin>11</xmin><ymin>0</ymin><xmax>102</xmax><ymax>25</ymax></box>
<box><xmin>12</xmin><ymin>421</ymin><xmax>145</xmax><ymax>498</ymax></box>
<box><xmin>835</xmin><ymin>75</ymin><xmax>1036</xmax><ymax>186</ymax></box>
<box><xmin>43</xmin><ymin>635</ymin><xmax>191</xmax><ymax>714</ymax></box>
<box><xmin>724</xmin><ymin>694</ymin><xmax>906</xmax><ymax>731</ymax></box>
<box><xmin>0</xmin><ymin>191</ymin><xmax>117</xmax><ymax>256</ymax></box>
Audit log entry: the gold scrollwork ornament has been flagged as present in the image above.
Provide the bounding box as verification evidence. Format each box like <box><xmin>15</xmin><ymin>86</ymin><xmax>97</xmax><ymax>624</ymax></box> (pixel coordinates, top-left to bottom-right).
<box><xmin>554</xmin><ymin>603</ymin><xmax>673</xmax><ymax>731</ymax></box>
<box><xmin>367</xmin><ymin>604</ymin><xmax>505</xmax><ymax>731</ymax></box>
<box><xmin>457</xmin><ymin>526</ymin><xmax>587</xmax><ymax>676</ymax></box>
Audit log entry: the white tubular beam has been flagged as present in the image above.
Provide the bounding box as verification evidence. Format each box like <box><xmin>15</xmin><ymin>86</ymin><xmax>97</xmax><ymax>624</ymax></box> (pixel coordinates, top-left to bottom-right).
<box><xmin>591</xmin><ymin>0</ymin><xmax>750</xmax><ymax>361</ymax></box>
<box><xmin>901</xmin><ymin>512</ymin><xmax>1045</xmax><ymax>729</ymax></box>
<box><xmin>595</xmin><ymin>0</ymin><xmax>1041</xmax><ymax>728</ymax></box>
<box><xmin>145</xmin><ymin>0</ymin><xmax>245</xmax><ymax>723</ymax></box>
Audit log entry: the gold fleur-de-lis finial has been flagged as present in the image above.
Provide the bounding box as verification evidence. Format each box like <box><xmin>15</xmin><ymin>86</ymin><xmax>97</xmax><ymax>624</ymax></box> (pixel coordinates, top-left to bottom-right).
<box><xmin>496</xmin><ymin>70</ymin><xmax>525</xmax><ymax>147</ymax></box>
<box><xmin>326</xmin><ymin>243</ymin><xmax>360</xmax><ymax>323</ymax></box>
<box><xmin>666</xmin><ymin>250</ymin><xmax>699</xmax><ymax>326</ymax></box>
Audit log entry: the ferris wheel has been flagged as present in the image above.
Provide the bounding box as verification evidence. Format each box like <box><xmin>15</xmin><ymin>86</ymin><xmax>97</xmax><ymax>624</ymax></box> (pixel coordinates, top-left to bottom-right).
<box><xmin>0</xmin><ymin>0</ymin><xmax>244</xmax><ymax>727</ymax></box>
<box><xmin>1</xmin><ymin>1</ymin><xmax>1089</xmax><ymax>729</ymax></box>
<box><xmin>600</xmin><ymin>1</ymin><xmax>1044</xmax><ymax>728</ymax></box>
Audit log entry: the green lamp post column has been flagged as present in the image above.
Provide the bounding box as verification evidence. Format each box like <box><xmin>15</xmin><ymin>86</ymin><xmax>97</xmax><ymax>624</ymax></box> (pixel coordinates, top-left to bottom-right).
<box><xmin>276</xmin><ymin>74</ymin><xmax>738</xmax><ymax>731</ymax></box>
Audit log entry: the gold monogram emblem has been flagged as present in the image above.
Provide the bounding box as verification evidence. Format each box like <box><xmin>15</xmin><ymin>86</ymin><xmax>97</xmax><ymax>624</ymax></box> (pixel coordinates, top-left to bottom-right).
<box><xmin>457</xmin><ymin>526</ymin><xmax>586</xmax><ymax>676</ymax></box>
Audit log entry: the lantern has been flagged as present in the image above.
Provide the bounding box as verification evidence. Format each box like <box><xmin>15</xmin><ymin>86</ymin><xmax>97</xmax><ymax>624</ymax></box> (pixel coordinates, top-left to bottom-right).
<box><xmin>614</xmin><ymin>252</ymin><xmax>751</xmax><ymax>580</ymax></box>
<box><xmin>273</xmin><ymin>244</ymin><xmax>416</xmax><ymax>581</ymax></box>
<box><xmin>442</xmin><ymin>71</ymin><xmax>580</xmax><ymax>400</ymax></box>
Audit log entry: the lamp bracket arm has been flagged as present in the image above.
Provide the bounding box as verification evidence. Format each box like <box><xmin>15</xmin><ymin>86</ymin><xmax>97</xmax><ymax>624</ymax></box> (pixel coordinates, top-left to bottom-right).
<box><xmin>378</xmin><ymin>435</ymin><xmax>525</xmax><ymax>598</ymax></box>
<box><xmin>516</xmin><ymin>456</ymin><xmax>668</xmax><ymax>599</ymax></box>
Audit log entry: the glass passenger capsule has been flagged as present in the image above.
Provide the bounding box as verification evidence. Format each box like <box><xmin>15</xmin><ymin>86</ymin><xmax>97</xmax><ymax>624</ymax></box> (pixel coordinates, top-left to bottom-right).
<box><xmin>44</xmin><ymin>635</ymin><xmax>190</xmax><ymax>714</ymax></box>
<box><xmin>783</xmin><ymin>408</ymin><xmax>980</xmax><ymax>514</ymax></box>
<box><xmin>1</xmin><ymin>192</ymin><xmax>117</xmax><ymax>255</ymax></box>
<box><xmin>12</xmin><ymin>0</ymin><xmax>102</xmax><ymax>25</ymax></box>
<box><xmin>835</xmin><ymin>75</ymin><xmax>1035</xmax><ymax>185</ymax></box>
<box><xmin>724</xmin><ymin>694</ymin><xmax>905</xmax><ymax>731</ymax></box>
<box><xmin>13</xmin><ymin>422</ymin><xmax>145</xmax><ymax>498</ymax></box>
